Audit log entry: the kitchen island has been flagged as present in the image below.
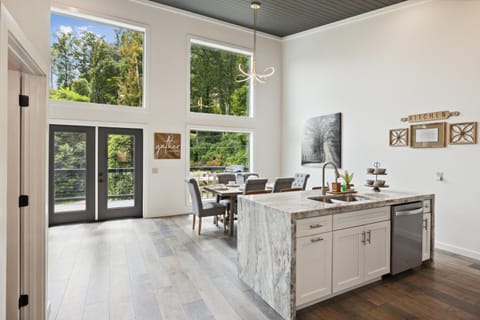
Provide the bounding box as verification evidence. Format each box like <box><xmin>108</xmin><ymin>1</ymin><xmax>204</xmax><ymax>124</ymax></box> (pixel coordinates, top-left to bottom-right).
<box><xmin>237</xmin><ymin>190</ymin><xmax>434</xmax><ymax>320</ymax></box>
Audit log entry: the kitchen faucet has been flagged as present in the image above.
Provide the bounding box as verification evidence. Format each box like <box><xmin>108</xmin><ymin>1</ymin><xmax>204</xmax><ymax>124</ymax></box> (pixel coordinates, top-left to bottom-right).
<box><xmin>321</xmin><ymin>161</ymin><xmax>340</xmax><ymax>195</ymax></box>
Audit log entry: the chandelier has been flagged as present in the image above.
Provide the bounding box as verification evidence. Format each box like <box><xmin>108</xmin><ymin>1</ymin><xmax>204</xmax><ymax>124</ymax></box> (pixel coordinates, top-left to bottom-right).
<box><xmin>237</xmin><ymin>1</ymin><xmax>275</xmax><ymax>84</ymax></box>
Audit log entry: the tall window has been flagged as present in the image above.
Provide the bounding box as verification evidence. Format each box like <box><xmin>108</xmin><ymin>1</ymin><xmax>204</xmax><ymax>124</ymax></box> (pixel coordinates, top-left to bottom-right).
<box><xmin>190</xmin><ymin>130</ymin><xmax>250</xmax><ymax>192</ymax></box>
<box><xmin>190</xmin><ymin>39</ymin><xmax>251</xmax><ymax>116</ymax></box>
<box><xmin>49</xmin><ymin>11</ymin><xmax>145</xmax><ymax>107</ymax></box>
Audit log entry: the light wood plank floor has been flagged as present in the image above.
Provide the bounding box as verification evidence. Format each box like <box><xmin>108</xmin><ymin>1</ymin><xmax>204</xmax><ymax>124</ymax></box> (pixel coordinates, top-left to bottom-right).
<box><xmin>48</xmin><ymin>216</ymin><xmax>480</xmax><ymax>320</ymax></box>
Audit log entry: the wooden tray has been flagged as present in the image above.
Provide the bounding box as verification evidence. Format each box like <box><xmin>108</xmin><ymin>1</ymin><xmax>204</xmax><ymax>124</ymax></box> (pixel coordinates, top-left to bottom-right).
<box><xmin>326</xmin><ymin>190</ymin><xmax>357</xmax><ymax>195</ymax></box>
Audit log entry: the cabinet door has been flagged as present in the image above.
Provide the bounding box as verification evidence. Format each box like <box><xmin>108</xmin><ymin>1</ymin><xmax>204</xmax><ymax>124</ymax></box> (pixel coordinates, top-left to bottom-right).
<box><xmin>296</xmin><ymin>232</ymin><xmax>332</xmax><ymax>306</ymax></box>
<box><xmin>422</xmin><ymin>213</ymin><xmax>431</xmax><ymax>261</ymax></box>
<box><xmin>332</xmin><ymin>226</ymin><xmax>364</xmax><ymax>293</ymax></box>
<box><xmin>364</xmin><ymin>221</ymin><xmax>391</xmax><ymax>281</ymax></box>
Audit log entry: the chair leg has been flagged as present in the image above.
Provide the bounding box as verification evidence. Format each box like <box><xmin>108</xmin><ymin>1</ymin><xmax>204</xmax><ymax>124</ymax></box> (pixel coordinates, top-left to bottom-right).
<box><xmin>223</xmin><ymin>214</ymin><xmax>226</xmax><ymax>232</ymax></box>
<box><xmin>198</xmin><ymin>217</ymin><xmax>202</xmax><ymax>235</ymax></box>
<box><xmin>215</xmin><ymin>216</ymin><xmax>218</xmax><ymax>226</ymax></box>
<box><xmin>192</xmin><ymin>214</ymin><xmax>196</xmax><ymax>230</ymax></box>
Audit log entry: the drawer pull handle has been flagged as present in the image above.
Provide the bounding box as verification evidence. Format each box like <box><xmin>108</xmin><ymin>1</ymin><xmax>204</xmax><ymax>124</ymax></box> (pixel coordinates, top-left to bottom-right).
<box><xmin>310</xmin><ymin>237</ymin><xmax>324</xmax><ymax>243</ymax></box>
<box><xmin>361</xmin><ymin>231</ymin><xmax>366</xmax><ymax>245</ymax></box>
<box><xmin>309</xmin><ymin>223</ymin><xmax>323</xmax><ymax>229</ymax></box>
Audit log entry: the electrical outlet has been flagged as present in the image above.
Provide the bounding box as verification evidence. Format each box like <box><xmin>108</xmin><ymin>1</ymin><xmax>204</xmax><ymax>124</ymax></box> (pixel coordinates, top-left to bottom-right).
<box><xmin>436</xmin><ymin>171</ymin><xmax>444</xmax><ymax>181</ymax></box>
<box><xmin>152</xmin><ymin>167</ymin><xmax>159</xmax><ymax>174</ymax></box>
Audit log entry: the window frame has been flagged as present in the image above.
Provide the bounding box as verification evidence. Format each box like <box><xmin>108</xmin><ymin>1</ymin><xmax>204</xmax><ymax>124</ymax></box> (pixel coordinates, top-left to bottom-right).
<box><xmin>187</xmin><ymin>36</ymin><xmax>254</xmax><ymax>119</ymax></box>
<box><xmin>186</xmin><ymin>125</ymin><xmax>254</xmax><ymax>202</ymax></box>
<box><xmin>49</xmin><ymin>7</ymin><xmax>149</xmax><ymax>111</ymax></box>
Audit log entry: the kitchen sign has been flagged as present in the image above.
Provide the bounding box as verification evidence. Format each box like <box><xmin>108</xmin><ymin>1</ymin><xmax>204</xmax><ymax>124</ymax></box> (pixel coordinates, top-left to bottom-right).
<box><xmin>154</xmin><ymin>133</ymin><xmax>181</xmax><ymax>159</ymax></box>
<box><xmin>401</xmin><ymin>110</ymin><xmax>460</xmax><ymax>123</ymax></box>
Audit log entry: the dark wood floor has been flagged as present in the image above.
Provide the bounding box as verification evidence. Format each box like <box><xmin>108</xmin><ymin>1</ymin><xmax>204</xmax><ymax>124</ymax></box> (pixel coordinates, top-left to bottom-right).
<box><xmin>48</xmin><ymin>215</ymin><xmax>480</xmax><ymax>320</ymax></box>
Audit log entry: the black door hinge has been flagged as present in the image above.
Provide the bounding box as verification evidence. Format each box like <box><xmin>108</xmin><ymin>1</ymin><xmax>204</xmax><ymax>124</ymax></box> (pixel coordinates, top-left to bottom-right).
<box><xmin>18</xmin><ymin>294</ymin><xmax>29</xmax><ymax>309</ymax></box>
<box><xmin>19</xmin><ymin>94</ymin><xmax>29</xmax><ymax>107</ymax></box>
<box><xmin>19</xmin><ymin>195</ymin><xmax>29</xmax><ymax>208</ymax></box>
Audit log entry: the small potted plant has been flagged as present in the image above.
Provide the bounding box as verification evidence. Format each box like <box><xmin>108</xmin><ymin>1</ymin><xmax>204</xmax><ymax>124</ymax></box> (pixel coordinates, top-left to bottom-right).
<box><xmin>341</xmin><ymin>170</ymin><xmax>354</xmax><ymax>190</ymax></box>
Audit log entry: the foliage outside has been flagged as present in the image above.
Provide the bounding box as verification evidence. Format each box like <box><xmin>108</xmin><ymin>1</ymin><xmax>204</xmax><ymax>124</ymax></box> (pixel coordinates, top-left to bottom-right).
<box><xmin>190</xmin><ymin>131</ymin><xmax>249</xmax><ymax>171</ymax></box>
<box><xmin>50</xmin><ymin>14</ymin><xmax>144</xmax><ymax>107</ymax></box>
<box><xmin>190</xmin><ymin>42</ymin><xmax>250</xmax><ymax>116</ymax></box>
<box><xmin>54</xmin><ymin>132</ymin><xmax>135</xmax><ymax>205</ymax></box>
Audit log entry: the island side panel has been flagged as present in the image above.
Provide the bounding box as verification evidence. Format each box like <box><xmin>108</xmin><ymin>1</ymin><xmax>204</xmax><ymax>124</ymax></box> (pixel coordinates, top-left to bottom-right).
<box><xmin>237</xmin><ymin>196</ymin><xmax>294</xmax><ymax>320</ymax></box>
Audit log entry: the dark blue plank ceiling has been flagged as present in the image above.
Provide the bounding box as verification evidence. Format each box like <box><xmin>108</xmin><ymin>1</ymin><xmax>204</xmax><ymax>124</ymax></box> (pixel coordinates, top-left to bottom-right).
<box><xmin>148</xmin><ymin>0</ymin><xmax>406</xmax><ymax>37</ymax></box>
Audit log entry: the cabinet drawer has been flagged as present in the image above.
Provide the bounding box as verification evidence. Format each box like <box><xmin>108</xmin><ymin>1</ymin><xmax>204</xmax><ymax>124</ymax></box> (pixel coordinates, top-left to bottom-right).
<box><xmin>333</xmin><ymin>207</ymin><xmax>389</xmax><ymax>230</ymax></box>
<box><xmin>296</xmin><ymin>215</ymin><xmax>332</xmax><ymax>238</ymax></box>
<box><xmin>423</xmin><ymin>200</ymin><xmax>431</xmax><ymax>213</ymax></box>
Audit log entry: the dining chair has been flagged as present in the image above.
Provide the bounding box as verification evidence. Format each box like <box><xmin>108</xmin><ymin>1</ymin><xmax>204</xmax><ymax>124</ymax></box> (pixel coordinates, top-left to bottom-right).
<box><xmin>292</xmin><ymin>173</ymin><xmax>310</xmax><ymax>190</ymax></box>
<box><xmin>280</xmin><ymin>187</ymin><xmax>303</xmax><ymax>192</ymax></box>
<box><xmin>243</xmin><ymin>178</ymin><xmax>268</xmax><ymax>193</ymax></box>
<box><xmin>185</xmin><ymin>178</ymin><xmax>227</xmax><ymax>235</ymax></box>
<box><xmin>236</xmin><ymin>172</ymin><xmax>259</xmax><ymax>184</ymax></box>
<box><xmin>217</xmin><ymin>173</ymin><xmax>236</xmax><ymax>185</ymax></box>
<box><xmin>245</xmin><ymin>189</ymin><xmax>272</xmax><ymax>195</ymax></box>
<box><xmin>272</xmin><ymin>177</ymin><xmax>295</xmax><ymax>193</ymax></box>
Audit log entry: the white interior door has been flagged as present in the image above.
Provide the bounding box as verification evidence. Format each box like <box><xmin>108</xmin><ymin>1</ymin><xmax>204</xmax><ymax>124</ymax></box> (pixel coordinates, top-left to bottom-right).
<box><xmin>6</xmin><ymin>70</ymin><xmax>21</xmax><ymax>320</ymax></box>
<box><xmin>6</xmin><ymin>71</ymin><xmax>47</xmax><ymax>320</ymax></box>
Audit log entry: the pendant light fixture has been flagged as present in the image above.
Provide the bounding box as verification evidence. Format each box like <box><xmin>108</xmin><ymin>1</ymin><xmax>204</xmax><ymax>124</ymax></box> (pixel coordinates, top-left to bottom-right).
<box><xmin>237</xmin><ymin>1</ymin><xmax>275</xmax><ymax>84</ymax></box>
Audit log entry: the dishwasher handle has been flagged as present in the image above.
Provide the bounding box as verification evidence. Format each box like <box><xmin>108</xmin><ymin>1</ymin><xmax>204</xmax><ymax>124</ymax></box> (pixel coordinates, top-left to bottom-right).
<box><xmin>395</xmin><ymin>208</ymin><xmax>423</xmax><ymax>216</ymax></box>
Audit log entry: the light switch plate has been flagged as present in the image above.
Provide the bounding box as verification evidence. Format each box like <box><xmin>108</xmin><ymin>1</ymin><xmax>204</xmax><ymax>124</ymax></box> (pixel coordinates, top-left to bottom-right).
<box><xmin>152</xmin><ymin>167</ymin><xmax>159</xmax><ymax>174</ymax></box>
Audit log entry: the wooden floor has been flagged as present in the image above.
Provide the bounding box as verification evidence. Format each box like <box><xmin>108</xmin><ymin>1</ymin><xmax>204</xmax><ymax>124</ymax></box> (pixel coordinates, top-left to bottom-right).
<box><xmin>48</xmin><ymin>216</ymin><xmax>480</xmax><ymax>320</ymax></box>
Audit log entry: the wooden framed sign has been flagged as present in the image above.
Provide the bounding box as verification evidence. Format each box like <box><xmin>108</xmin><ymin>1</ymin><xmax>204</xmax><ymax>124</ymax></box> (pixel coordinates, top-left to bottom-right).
<box><xmin>410</xmin><ymin>122</ymin><xmax>446</xmax><ymax>148</ymax></box>
<box><xmin>154</xmin><ymin>133</ymin><xmax>181</xmax><ymax>159</ymax></box>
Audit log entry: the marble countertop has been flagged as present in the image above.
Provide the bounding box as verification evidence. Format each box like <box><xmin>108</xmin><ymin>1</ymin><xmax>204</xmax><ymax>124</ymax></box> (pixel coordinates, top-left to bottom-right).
<box><xmin>238</xmin><ymin>189</ymin><xmax>434</xmax><ymax>220</ymax></box>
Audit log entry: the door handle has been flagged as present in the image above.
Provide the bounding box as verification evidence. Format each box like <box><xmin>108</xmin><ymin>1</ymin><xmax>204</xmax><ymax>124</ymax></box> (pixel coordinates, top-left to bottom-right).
<box><xmin>310</xmin><ymin>237</ymin><xmax>324</xmax><ymax>243</ymax></box>
<box><xmin>309</xmin><ymin>223</ymin><xmax>323</xmax><ymax>229</ymax></box>
<box><xmin>366</xmin><ymin>230</ymin><xmax>371</xmax><ymax>244</ymax></box>
<box><xmin>361</xmin><ymin>231</ymin><xmax>366</xmax><ymax>245</ymax></box>
<box><xmin>395</xmin><ymin>208</ymin><xmax>423</xmax><ymax>216</ymax></box>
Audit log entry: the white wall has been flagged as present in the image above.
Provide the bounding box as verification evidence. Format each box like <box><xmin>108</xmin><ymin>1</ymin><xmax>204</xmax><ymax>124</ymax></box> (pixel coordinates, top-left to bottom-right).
<box><xmin>2</xmin><ymin>0</ymin><xmax>50</xmax><ymax>63</ymax></box>
<box><xmin>282</xmin><ymin>0</ymin><xmax>480</xmax><ymax>259</ymax></box>
<box><xmin>0</xmin><ymin>1</ymin><xmax>49</xmax><ymax>319</ymax></box>
<box><xmin>49</xmin><ymin>0</ymin><xmax>282</xmax><ymax>216</ymax></box>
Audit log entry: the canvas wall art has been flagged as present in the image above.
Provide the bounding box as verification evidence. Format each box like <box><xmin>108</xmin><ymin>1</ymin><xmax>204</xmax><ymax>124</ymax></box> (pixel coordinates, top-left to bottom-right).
<box><xmin>301</xmin><ymin>113</ymin><xmax>342</xmax><ymax>167</ymax></box>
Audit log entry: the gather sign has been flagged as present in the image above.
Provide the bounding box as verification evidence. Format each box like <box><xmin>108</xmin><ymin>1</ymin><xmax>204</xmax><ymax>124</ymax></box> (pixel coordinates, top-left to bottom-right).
<box><xmin>154</xmin><ymin>133</ymin><xmax>181</xmax><ymax>159</ymax></box>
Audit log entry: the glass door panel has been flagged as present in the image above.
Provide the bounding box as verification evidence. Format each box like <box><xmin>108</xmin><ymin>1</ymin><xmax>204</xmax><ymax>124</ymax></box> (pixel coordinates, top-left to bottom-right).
<box><xmin>107</xmin><ymin>134</ymin><xmax>135</xmax><ymax>209</ymax></box>
<box><xmin>49</xmin><ymin>125</ymin><xmax>95</xmax><ymax>226</ymax></box>
<box><xmin>98</xmin><ymin>127</ymin><xmax>143</xmax><ymax>220</ymax></box>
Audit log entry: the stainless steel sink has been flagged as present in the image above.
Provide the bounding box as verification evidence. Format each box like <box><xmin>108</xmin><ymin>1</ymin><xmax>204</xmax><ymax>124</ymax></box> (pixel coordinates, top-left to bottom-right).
<box><xmin>308</xmin><ymin>196</ymin><xmax>334</xmax><ymax>203</ymax></box>
<box><xmin>308</xmin><ymin>195</ymin><xmax>371</xmax><ymax>203</ymax></box>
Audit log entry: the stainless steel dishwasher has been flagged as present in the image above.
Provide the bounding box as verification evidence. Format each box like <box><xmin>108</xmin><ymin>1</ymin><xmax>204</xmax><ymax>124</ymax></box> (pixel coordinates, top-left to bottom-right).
<box><xmin>391</xmin><ymin>201</ymin><xmax>424</xmax><ymax>275</ymax></box>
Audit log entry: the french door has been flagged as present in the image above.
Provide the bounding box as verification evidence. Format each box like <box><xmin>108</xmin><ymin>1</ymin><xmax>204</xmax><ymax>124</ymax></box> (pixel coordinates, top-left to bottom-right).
<box><xmin>98</xmin><ymin>127</ymin><xmax>143</xmax><ymax>220</ymax></box>
<box><xmin>49</xmin><ymin>125</ymin><xmax>143</xmax><ymax>226</ymax></box>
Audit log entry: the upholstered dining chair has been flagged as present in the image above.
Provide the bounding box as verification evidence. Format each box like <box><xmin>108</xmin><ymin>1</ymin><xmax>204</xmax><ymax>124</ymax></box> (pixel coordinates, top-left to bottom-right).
<box><xmin>292</xmin><ymin>173</ymin><xmax>310</xmax><ymax>190</ymax></box>
<box><xmin>185</xmin><ymin>178</ymin><xmax>227</xmax><ymax>235</ymax></box>
<box><xmin>280</xmin><ymin>187</ymin><xmax>302</xmax><ymax>192</ymax></box>
<box><xmin>245</xmin><ymin>189</ymin><xmax>272</xmax><ymax>195</ymax></box>
<box><xmin>236</xmin><ymin>172</ymin><xmax>259</xmax><ymax>184</ymax></box>
<box><xmin>217</xmin><ymin>173</ymin><xmax>236</xmax><ymax>185</ymax></box>
<box><xmin>272</xmin><ymin>177</ymin><xmax>295</xmax><ymax>193</ymax></box>
<box><xmin>243</xmin><ymin>178</ymin><xmax>268</xmax><ymax>194</ymax></box>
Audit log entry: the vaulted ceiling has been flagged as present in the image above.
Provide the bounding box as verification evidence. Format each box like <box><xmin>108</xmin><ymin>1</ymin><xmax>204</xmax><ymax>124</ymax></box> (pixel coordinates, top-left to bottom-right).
<box><xmin>149</xmin><ymin>0</ymin><xmax>407</xmax><ymax>37</ymax></box>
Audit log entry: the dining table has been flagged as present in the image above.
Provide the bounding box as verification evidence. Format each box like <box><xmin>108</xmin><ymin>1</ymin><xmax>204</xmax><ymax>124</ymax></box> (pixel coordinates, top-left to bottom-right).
<box><xmin>203</xmin><ymin>184</ymin><xmax>244</xmax><ymax>235</ymax></box>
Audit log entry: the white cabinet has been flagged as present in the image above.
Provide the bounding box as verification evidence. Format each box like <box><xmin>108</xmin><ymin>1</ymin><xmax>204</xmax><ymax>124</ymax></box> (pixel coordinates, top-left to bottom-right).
<box><xmin>422</xmin><ymin>213</ymin><xmax>431</xmax><ymax>261</ymax></box>
<box><xmin>332</xmin><ymin>225</ymin><xmax>364</xmax><ymax>292</ymax></box>
<box><xmin>296</xmin><ymin>232</ymin><xmax>332</xmax><ymax>306</ymax></box>
<box><xmin>332</xmin><ymin>221</ymin><xmax>390</xmax><ymax>293</ymax></box>
<box><xmin>364</xmin><ymin>221</ymin><xmax>391</xmax><ymax>281</ymax></box>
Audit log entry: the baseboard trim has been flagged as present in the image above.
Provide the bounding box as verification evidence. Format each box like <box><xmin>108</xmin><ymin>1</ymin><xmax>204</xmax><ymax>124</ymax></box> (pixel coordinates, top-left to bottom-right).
<box><xmin>436</xmin><ymin>241</ymin><xmax>480</xmax><ymax>261</ymax></box>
